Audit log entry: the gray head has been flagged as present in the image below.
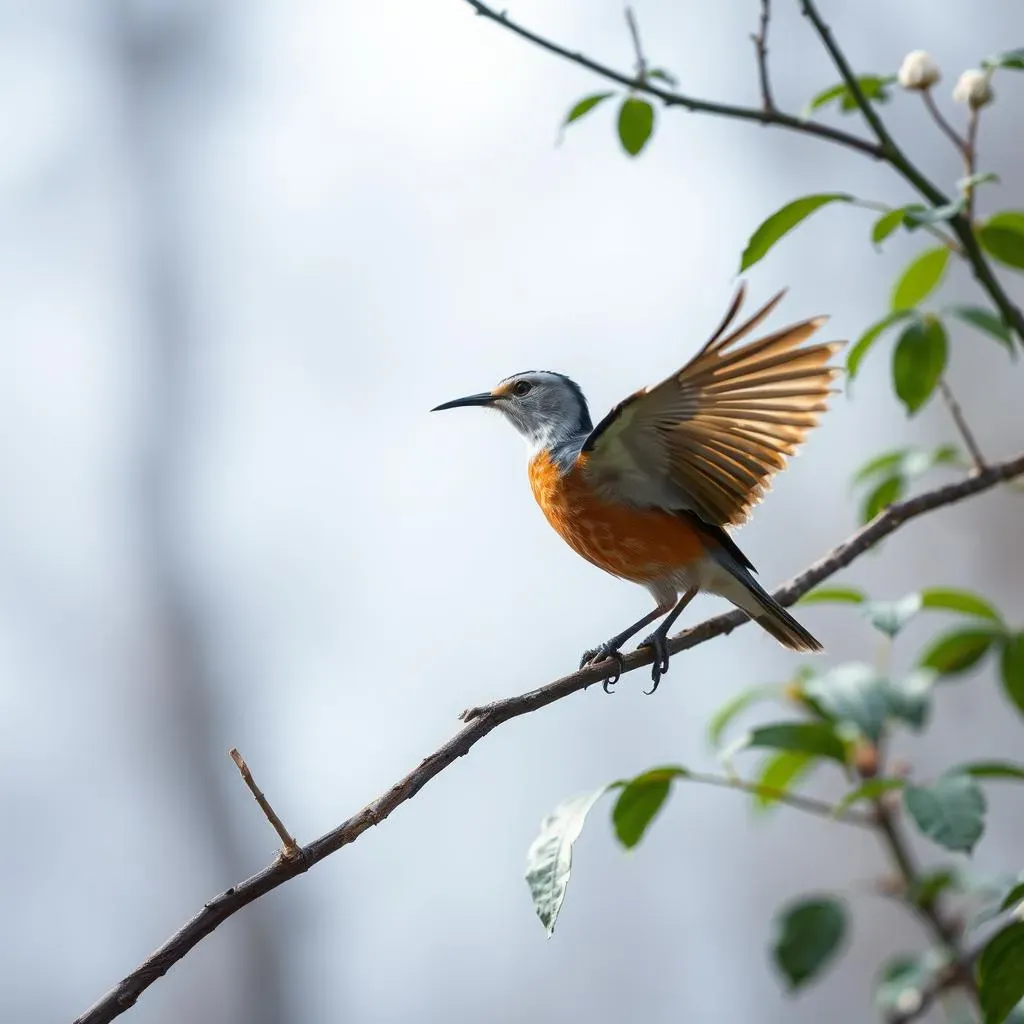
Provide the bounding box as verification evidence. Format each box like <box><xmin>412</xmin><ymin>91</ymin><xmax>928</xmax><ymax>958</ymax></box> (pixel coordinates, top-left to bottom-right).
<box><xmin>431</xmin><ymin>370</ymin><xmax>593</xmax><ymax>452</ymax></box>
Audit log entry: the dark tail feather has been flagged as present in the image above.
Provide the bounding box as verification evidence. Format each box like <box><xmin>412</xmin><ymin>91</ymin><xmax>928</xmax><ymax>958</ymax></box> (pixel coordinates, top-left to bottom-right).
<box><xmin>749</xmin><ymin>586</ymin><xmax>823</xmax><ymax>652</ymax></box>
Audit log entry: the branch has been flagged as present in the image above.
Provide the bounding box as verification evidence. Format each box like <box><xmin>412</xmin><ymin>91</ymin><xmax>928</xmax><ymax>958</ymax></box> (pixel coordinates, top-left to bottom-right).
<box><xmin>938</xmin><ymin>380</ymin><xmax>986</xmax><ymax>471</ymax></box>
<box><xmin>229</xmin><ymin>748</ymin><xmax>301</xmax><ymax>859</ymax></box>
<box><xmin>462</xmin><ymin>0</ymin><xmax>885</xmax><ymax>158</ymax></box>
<box><xmin>752</xmin><ymin>0</ymin><xmax>775</xmax><ymax>111</ymax></box>
<box><xmin>74</xmin><ymin>449</ymin><xmax>1024</xmax><ymax>1024</ymax></box>
<box><xmin>884</xmin><ymin>938</ymin><xmax>984</xmax><ymax>1024</ymax></box>
<box><xmin>623</xmin><ymin>6</ymin><xmax>646</xmax><ymax>80</ymax></box>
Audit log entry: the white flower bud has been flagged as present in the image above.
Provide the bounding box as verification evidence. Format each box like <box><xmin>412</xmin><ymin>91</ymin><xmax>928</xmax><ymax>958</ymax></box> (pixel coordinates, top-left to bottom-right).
<box><xmin>953</xmin><ymin>69</ymin><xmax>994</xmax><ymax>109</ymax></box>
<box><xmin>898</xmin><ymin>50</ymin><xmax>941</xmax><ymax>91</ymax></box>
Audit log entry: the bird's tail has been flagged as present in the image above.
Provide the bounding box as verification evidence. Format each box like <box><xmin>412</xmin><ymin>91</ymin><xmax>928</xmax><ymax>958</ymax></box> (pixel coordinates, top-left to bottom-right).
<box><xmin>714</xmin><ymin>557</ymin><xmax>823</xmax><ymax>652</ymax></box>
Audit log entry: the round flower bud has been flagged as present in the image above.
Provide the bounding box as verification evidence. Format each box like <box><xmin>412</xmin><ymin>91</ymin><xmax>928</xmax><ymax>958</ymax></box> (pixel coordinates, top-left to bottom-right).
<box><xmin>953</xmin><ymin>69</ymin><xmax>994</xmax><ymax>109</ymax></box>
<box><xmin>898</xmin><ymin>50</ymin><xmax>941</xmax><ymax>91</ymax></box>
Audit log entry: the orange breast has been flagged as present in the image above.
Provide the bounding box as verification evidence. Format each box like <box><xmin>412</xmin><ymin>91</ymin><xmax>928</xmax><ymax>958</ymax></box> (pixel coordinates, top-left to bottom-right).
<box><xmin>528</xmin><ymin>450</ymin><xmax>706</xmax><ymax>583</ymax></box>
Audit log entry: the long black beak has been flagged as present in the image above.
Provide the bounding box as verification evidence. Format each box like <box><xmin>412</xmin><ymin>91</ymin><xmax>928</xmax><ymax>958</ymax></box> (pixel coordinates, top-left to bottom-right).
<box><xmin>430</xmin><ymin>392</ymin><xmax>497</xmax><ymax>412</ymax></box>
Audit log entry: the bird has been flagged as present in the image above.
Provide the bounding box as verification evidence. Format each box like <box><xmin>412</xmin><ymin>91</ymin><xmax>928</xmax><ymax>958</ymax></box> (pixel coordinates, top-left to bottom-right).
<box><xmin>431</xmin><ymin>283</ymin><xmax>844</xmax><ymax>693</ymax></box>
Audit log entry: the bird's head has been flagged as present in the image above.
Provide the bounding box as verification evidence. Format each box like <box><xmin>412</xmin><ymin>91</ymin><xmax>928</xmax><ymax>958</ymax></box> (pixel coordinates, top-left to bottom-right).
<box><xmin>431</xmin><ymin>370</ymin><xmax>593</xmax><ymax>451</ymax></box>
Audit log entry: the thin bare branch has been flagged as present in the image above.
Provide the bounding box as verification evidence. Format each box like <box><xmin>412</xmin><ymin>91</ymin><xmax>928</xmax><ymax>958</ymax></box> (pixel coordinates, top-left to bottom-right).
<box><xmin>463</xmin><ymin>0</ymin><xmax>884</xmax><ymax>158</ymax></box>
<box><xmin>752</xmin><ymin>0</ymin><xmax>775</xmax><ymax>111</ymax></box>
<box><xmin>229</xmin><ymin>749</ymin><xmax>301</xmax><ymax>860</ymax></box>
<box><xmin>624</xmin><ymin>6</ymin><xmax>646</xmax><ymax>79</ymax></box>
<box><xmin>921</xmin><ymin>89</ymin><xmax>968</xmax><ymax>157</ymax></box>
<box><xmin>74</xmin><ymin>449</ymin><xmax>1024</xmax><ymax>1024</ymax></box>
<box><xmin>938</xmin><ymin>380</ymin><xmax>986</xmax><ymax>471</ymax></box>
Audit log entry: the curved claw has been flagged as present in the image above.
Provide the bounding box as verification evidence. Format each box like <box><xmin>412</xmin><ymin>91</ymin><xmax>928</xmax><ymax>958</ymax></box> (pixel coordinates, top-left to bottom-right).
<box><xmin>638</xmin><ymin>631</ymin><xmax>671</xmax><ymax>695</ymax></box>
<box><xmin>579</xmin><ymin>643</ymin><xmax>625</xmax><ymax>692</ymax></box>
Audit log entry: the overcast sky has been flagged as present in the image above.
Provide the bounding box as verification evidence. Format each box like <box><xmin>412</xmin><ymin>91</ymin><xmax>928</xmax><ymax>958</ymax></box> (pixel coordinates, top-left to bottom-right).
<box><xmin>1</xmin><ymin>2</ymin><xmax>1023</xmax><ymax>1022</ymax></box>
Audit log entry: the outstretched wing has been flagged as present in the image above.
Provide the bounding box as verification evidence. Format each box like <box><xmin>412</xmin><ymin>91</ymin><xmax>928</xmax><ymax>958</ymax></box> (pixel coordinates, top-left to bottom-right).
<box><xmin>581</xmin><ymin>283</ymin><xmax>844</xmax><ymax>526</ymax></box>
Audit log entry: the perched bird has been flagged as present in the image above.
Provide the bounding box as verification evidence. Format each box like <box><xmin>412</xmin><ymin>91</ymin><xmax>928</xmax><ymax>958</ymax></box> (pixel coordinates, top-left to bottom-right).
<box><xmin>432</xmin><ymin>284</ymin><xmax>843</xmax><ymax>692</ymax></box>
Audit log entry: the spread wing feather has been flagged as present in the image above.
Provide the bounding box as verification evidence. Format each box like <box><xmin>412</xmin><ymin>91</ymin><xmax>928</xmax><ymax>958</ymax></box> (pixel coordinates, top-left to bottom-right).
<box><xmin>582</xmin><ymin>283</ymin><xmax>844</xmax><ymax>525</ymax></box>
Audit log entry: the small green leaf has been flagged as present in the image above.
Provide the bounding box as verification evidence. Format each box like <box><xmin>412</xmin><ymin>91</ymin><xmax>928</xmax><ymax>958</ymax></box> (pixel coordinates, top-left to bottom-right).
<box><xmin>909</xmin><ymin>868</ymin><xmax>958</xmax><ymax>909</ymax></box>
<box><xmin>563</xmin><ymin>92</ymin><xmax>615</xmax><ymax>128</ymax></box>
<box><xmin>978</xmin><ymin>922</ymin><xmax>1024</xmax><ymax>1024</ymax></box>
<box><xmin>1001</xmin><ymin>633</ymin><xmax>1024</xmax><ymax>716</ymax></box>
<box><xmin>1001</xmin><ymin>882</ymin><xmax>1024</xmax><ymax>913</ymax></box>
<box><xmin>892</xmin><ymin>247</ymin><xmax>951</xmax><ymax>311</ymax></box>
<box><xmin>833</xmin><ymin>777</ymin><xmax>905</xmax><ymax>817</ymax></box>
<box><xmin>920</xmin><ymin>587</ymin><xmax>1003</xmax><ymax>623</ymax></box>
<box><xmin>983</xmin><ymin>47</ymin><xmax>1024</xmax><ymax>71</ymax></box>
<box><xmin>957</xmin><ymin>761</ymin><xmax>1024</xmax><ymax>782</ymax></box>
<box><xmin>871</xmin><ymin>207</ymin><xmax>910</xmax><ymax>246</ymax></box>
<box><xmin>805</xmin><ymin>663</ymin><xmax>891</xmax><ymax>741</ymax></box>
<box><xmin>885</xmin><ymin>669</ymin><xmax>936</xmax><ymax>730</ymax></box>
<box><xmin>525</xmin><ymin>788</ymin><xmax>608</xmax><ymax>936</ymax></box>
<box><xmin>875</xmin><ymin>952</ymin><xmax>951</xmax><ymax>1016</ymax></box>
<box><xmin>948</xmin><ymin>305</ymin><xmax>1014</xmax><ymax>351</ymax></box>
<box><xmin>707</xmin><ymin>684</ymin><xmax>783</xmax><ymax>747</ymax></box>
<box><xmin>851</xmin><ymin>449</ymin><xmax>907</xmax><ymax>486</ymax></box>
<box><xmin>735</xmin><ymin>721</ymin><xmax>847</xmax><ymax>763</ymax></box>
<box><xmin>905</xmin><ymin>773</ymin><xmax>986</xmax><ymax>853</ymax></box>
<box><xmin>772</xmin><ymin>896</ymin><xmax>848</xmax><ymax>991</ymax></box>
<box><xmin>617</xmin><ymin>97</ymin><xmax>655</xmax><ymax>156</ymax></box>
<box><xmin>862</xmin><ymin>593</ymin><xmax>923</xmax><ymax>638</ymax></box>
<box><xmin>892</xmin><ymin>317</ymin><xmax>948</xmax><ymax>415</ymax></box>
<box><xmin>646</xmin><ymin>67</ymin><xmax>678</xmax><ymax>86</ymax></box>
<box><xmin>752</xmin><ymin>751</ymin><xmax>815</xmax><ymax>811</ymax></box>
<box><xmin>847</xmin><ymin>310</ymin><xmax>915</xmax><ymax>379</ymax></box>
<box><xmin>796</xmin><ymin>586</ymin><xmax>867</xmax><ymax>606</ymax></box>
<box><xmin>739</xmin><ymin>193</ymin><xmax>852</xmax><ymax>272</ymax></box>
<box><xmin>803</xmin><ymin>74</ymin><xmax>896</xmax><ymax>117</ymax></box>
<box><xmin>979</xmin><ymin>212</ymin><xmax>1024</xmax><ymax>272</ymax></box>
<box><xmin>861</xmin><ymin>474</ymin><xmax>904</xmax><ymax>524</ymax></box>
<box><xmin>611</xmin><ymin>766</ymin><xmax>687</xmax><ymax>849</ymax></box>
<box><xmin>920</xmin><ymin>628</ymin><xmax>997</xmax><ymax>676</ymax></box>
<box><xmin>904</xmin><ymin>199</ymin><xmax>965</xmax><ymax>228</ymax></box>
<box><xmin>900</xmin><ymin>445</ymin><xmax>963</xmax><ymax>479</ymax></box>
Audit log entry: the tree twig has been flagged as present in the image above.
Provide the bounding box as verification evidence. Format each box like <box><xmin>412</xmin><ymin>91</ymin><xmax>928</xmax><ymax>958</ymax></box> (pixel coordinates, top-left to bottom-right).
<box><xmin>623</xmin><ymin>6</ymin><xmax>646</xmax><ymax>80</ymax></box>
<box><xmin>229</xmin><ymin>749</ymin><xmax>302</xmax><ymax>860</ymax></box>
<box><xmin>752</xmin><ymin>0</ymin><xmax>775</xmax><ymax>111</ymax></box>
<box><xmin>921</xmin><ymin>89</ymin><xmax>967</xmax><ymax>158</ymax></box>
<box><xmin>73</xmin><ymin>450</ymin><xmax>1024</xmax><ymax>1024</ymax></box>
<box><xmin>938</xmin><ymin>380</ymin><xmax>986</xmax><ymax>471</ymax></box>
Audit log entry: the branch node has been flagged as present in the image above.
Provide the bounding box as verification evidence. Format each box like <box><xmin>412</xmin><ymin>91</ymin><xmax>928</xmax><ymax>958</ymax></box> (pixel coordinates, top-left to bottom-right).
<box><xmin>229</xmin><ymin>747</ymin><xmax>301</xmax><ymax>859</ymax></box>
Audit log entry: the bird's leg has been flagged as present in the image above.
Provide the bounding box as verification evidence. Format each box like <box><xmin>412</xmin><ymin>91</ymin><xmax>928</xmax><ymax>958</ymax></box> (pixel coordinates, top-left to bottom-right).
<box><xmin>638</xmin><ymin>587</ymin><xmax>699</xmax><ymax>694</ymax></box>
<box><xmin>580</xmin><ymin>604</ymin><xmax>673</xmax><ymax>693</ymax></box>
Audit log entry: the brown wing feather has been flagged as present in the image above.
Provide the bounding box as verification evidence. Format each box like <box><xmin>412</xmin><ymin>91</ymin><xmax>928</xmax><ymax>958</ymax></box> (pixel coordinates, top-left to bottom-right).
<box><xmin>583</xmin><ymin>284</ymin><xmax>845</xmax><ymax>525</ymax></box>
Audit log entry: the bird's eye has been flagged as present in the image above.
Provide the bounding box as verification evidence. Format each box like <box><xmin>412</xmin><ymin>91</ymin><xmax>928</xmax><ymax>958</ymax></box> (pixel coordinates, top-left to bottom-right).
<box><xmin>512</xmin><ymin>380</ymin><xmax>533</xmax><ymax>397</ymax></box>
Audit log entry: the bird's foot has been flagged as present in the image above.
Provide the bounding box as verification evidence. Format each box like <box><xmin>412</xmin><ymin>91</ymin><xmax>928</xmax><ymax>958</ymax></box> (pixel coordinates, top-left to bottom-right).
<box><xmin>637</xmin><ymin>630</ymin><xmax>671</xmax><ymax>695</ymax></box>
<box><xmin>579</xmin><ymin>642</ymin><xmax>626</xmax><ymax>693</ymax></box>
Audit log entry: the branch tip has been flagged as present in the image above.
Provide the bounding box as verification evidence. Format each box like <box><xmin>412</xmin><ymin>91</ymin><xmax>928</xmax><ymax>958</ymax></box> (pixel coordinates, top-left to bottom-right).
<box><xmin>229</xmin><ymin>747</ymin><xmax>301</xmax><ymax>859</ymax></box>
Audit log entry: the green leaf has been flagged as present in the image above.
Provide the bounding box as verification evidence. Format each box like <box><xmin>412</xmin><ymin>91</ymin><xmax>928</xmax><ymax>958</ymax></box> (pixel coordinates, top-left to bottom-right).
<box><xmin>771</xmin><ymin>896</ymin><xmax>848</xmax><ymax>991</ymax></box>
<box><xmin>617</xmin><ymin>97</ymin><xmax>654</xmax><ymax>156</ymax></box>
<box><xmin>803</xmin><ymin>74</ymin><xmax>896</xmax><ymax>117</ymax></box>
<box><xmin>920</xmin><ymin>587</ymin><xmax>1003</xmax><ymax>624</ymax></box>
<box><xmin>948</xmin><ymin>305</ymin><xmax>1014</xmax><ymax>352</ymax></box>
<box><xmin>525</xmin><ymin>788</ymin><xmax>608</xmax><ymax>936</ymax></box>
<box><xmin>979</xmin><ymin>212</ymin><xmax>1024</xmax><ymax>272</ymax></box>
<box><xmin>920</xmin><ymin>628</ymin><xmax>997</xmax><ymax>676</ymax></box>
<box><xmin>871</xmin><ymin>207</ymin><xmax>910</xmax><ymax>246</ymax></box>
<box><xmin>862</xmin><ymin>593</ymin><xmax>923</xmax><ymax>638</ymax></box>
<box><xmin>891</xmin><ymin>247</ymin><xmax>951</xmax><ymax>311</ymax></box>
<box><xmin>734</xmin><ymin>721</ymin><xmax>848</xmax><ymax>763</ymax></box>
<box><xmin>861</xmin><ymin>474</ymin><xmax>904</xmax><ymax>524</ymax></box>
<box><xmin>909</xmin><ymin>868</ymin><xmax>958</xmax><ymax>909</ymax></box>
<box><xmin>885</xmin><ymin>669</ymin><xmax>936</xmax><ymax>731</ymax></box>
<box><xmin>611</xmin><ymin>766</ymin><xmax>687</xmax><ymax>849</ymax></box>
<box><xmin>833</xmin><ymin>777</ymin><xmax>905</xmax><ymax>817</ymax></box>
<box><xmin>796</xmin><ymin>586</ymin><xmax>867</xmax><ymax>606</ymax></box>
<box><xmin>983</xmin><ymin>47</ymin><xmax>1024</xmax><ymax>71</ymax></box>
<box><xmin>1001</xmin><ymin>882</ymin><xmax>1024</xmax><ymax>912</ymax></box>
<box><xmin>892</xmin><ymin>317</ymin><xmax>948</xmax><ymax>415</ymax></box>
<box><xmin>646</xmin><ymin>67</ymin><xmax>678</xmax><ymax>86</ymax></box>
<box><xmin>752</xmin><ymin>751</ymin><xmax>815</xmax><ymax>811</ymax></box>
<box><xmin>905</xmin><ymin>773</ymin><xmax>986</xmax><ymax>853</ymax></box>
<box><xmin>847</xmin><ymin>310</ymin><xmax>915</xmax><ymax>379</ymax></box>
<box><xmin>904</xmin><ymin>199</ymin><xmax>965</xmax><ymax>228</ymax></box>
<box><xmin>739</xmin><ymin>193</ymin><xmax>852</xmax><ymax>272</ymax></box>
<box><xmin>851</xmin><ymin>449</ymin><xmax>907</xmax><ymax>486</ymax></box>
<box><xmin>899</xmin><ymin>445</ymin><xmax>963</xmax><ymax>479</ymax></box>
<box><xmin>805</xmin><ymin>663</ymin><xmax>891</xmax><ymax>741</ymax></box>
<box><xmin>875</xmin><ymin>951</ymin><xmax>952</xmax><ymax>1016</ymax></box>
<box><xmin>1001</xmin><ymin>633</ymin><xmax>1024</xmax><ymax>716</ymax></box>
<box><xmin>978</xmin><ymin>922</ymin><xmax>1024</xmax><ymax>1024</ymax></box>
<box><xmin>957</xmin><ymin>761</ymin><xmax>1024</xmax><ymax>782</ymax></box>
<box><xmin>563</xmin><ymin>92</ymin><xmax>615</xmax><ymax>128</ymax></box>
<box><xmin>707</xmin><ymin>684</ymin><xmax>783</xmax><ymax>747</ymax></box>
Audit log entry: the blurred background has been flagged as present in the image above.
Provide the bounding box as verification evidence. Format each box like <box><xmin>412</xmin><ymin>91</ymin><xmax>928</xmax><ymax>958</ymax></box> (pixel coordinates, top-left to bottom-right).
<box><xmin>1</xmin><ymin>1</ymin><xmax>1022</xmax><ymax>1021</ymax></box>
